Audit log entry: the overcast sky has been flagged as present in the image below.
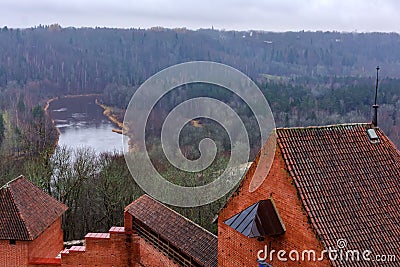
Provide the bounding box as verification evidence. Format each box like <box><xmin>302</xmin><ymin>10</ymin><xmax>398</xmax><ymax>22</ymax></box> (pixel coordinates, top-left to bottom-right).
<box><xmin>1</xmin><ymin>0</ymin><xmax>399</xmax><ymax>32</ymax></box>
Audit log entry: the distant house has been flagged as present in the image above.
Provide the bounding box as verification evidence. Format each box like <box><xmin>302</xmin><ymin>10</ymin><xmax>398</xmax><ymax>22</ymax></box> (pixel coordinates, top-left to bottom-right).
<box><xmin>0</xmin><ymin>176</ymin><xmax>67</xmax><ymax>266</ymax></box>
<box><xmin>219</xmin><ymin>123</ymin><xmax>400</xmax><ymax>266</ymax></box>
<box><xmin>1</xmin><ymin>122</ymin><xmax>399</xmax><ymax>267</ymax></box>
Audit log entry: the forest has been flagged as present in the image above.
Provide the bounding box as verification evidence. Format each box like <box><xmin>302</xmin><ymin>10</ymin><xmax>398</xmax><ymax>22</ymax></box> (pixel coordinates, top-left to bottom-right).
<box><xmin>0</xmin><ymin>25</ymin><xmax>400</xmax><ymax>239</ymax></box>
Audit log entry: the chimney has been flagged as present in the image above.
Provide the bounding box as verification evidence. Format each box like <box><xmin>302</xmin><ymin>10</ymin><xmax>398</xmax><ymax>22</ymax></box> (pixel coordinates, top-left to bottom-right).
<box><xmin>372</xmin><ymin>66</ymin><xmax>380</xmax><ymax>127</ymax></box>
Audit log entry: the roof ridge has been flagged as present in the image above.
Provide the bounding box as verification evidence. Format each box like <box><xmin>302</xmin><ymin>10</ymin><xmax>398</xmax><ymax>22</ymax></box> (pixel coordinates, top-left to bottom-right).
<box><xmin>143</xmin><ymin>194</ymin><xmax>218</xmax><ymax>238</ymax></box>
<box><xmin>5</xmin><ymin>176</ymin><xmax>33</xmax><ymax>240</ymax></box>
<box><xmin>0</xmin><ymin>175</ymin><xmax>24</xmax><ymax>190</ymax></box>
<box><xmin>276</xmin><ymin>122</ymin><xmax>373</xmax><ymax>131</ymax></box>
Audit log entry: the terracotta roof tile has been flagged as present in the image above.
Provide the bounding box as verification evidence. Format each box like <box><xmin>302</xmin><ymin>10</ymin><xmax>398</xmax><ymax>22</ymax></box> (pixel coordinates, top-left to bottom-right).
<box><xmin>276</xmin><ymin>123</ymin><xmax>400</xmax><ymax>266</ymax></box>
<box><xmin>0</xmin><ymin>176</ymin><xmax>68</xmax><ymax>240</ymax></box>
<box><xmin>125</xmin><ymin>194</ymin><xmax>218</xmax><ymax>267</ymax></box>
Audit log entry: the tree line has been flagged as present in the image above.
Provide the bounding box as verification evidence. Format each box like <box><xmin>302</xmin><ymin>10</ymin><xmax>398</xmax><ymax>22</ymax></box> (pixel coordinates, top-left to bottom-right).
<box><xmin>2</xmin><ymin>26</ymin><xmax>400</xmax><ymax>97</ymax></box>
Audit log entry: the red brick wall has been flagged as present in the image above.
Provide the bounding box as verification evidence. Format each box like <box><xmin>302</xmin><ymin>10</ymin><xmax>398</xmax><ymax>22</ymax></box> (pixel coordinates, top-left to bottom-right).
<box><xmin>0</xmin><ymin>218</ymin><xmax>63</xmax><ymax>267</ymax></box>
<box><xmin>61</xmin><ymin>231</ymin><xmax>179</xmax><ymax>267</ymax></box>
<box><xmin>29</xmin><ymin>217</ymin><xmax>64</xmax><ymax>261</ymax></box>
<box><xmin>0</xmin><ymin>240</ymin><xmax>29</xmax><ymax>267</ymax></box>
<box><xmin>58</xmin><ymin>212</ymin><xmax>181</xmax><ymax>267</ymax></box>
<box><xmin>218</xmin><ymin>144</ymin><xmax>331</xmax><ymax>267</ymax></box>
<box><xmin>124</xmin><ymin>211</ymin><xmax>133</xmax><ymax>234</ymax></box>
<box><xmin>136</xmin><ymin>237</ymin><xmax>180</xmax><ymax>267</ymax></box>
<box><xmin>124</xmin><ymin>211</ymin><xmax>180</xmax><ymax>267</ymax></box>
<box><xmin>61</xmin><ymin>232</ymin><xmax>139</xmax><ymax>267</ymax></box>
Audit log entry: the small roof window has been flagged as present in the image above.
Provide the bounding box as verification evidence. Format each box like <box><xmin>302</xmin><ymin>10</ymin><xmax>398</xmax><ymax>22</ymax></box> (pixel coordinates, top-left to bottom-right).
<box><xmin>367</xmin><ymin>129</ymin><xmax>379</xmax><ymax>143</ymax></box>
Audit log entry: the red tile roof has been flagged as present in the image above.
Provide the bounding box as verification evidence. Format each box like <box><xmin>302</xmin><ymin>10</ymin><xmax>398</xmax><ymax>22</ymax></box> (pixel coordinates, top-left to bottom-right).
<box><xmin>125</xmin><ymin>194</ymin><xmax>218</xmax><ymax>267</ymax></box>
<box><xmin>0</xmin><ymin>176</ymin><xmax>68</xmax><ymax>240</ymax></box>
<box><xmin>276</xmin><ymin>123</ymin><xmax>400</xmax><ymax>266</ymax></box>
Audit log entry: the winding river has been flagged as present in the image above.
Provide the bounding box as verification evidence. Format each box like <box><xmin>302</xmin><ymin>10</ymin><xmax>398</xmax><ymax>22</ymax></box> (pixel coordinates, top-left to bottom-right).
<box><xmin>48</xmin><ymin>95</ymin><xmax>128</xmax><ymax>154</ymax></box>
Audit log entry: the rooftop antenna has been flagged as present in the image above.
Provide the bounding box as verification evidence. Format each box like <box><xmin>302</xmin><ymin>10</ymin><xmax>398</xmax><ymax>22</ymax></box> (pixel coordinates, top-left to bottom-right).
<box><xmin>372</xmin><ymin>66</ymin><xmax>380</xmax><ymax>127</ymax></box>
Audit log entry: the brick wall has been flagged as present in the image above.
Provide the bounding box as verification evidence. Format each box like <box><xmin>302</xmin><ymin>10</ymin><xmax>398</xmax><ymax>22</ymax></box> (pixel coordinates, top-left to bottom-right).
<box><xmin>124</xmin><ymin>211</ymin><xmax>179</xmax><ymax>267</ymax></box>
<box><xmin>60</xmin><ymin>226</ymin><xmax>179</xmax><ymax>267</ymax></box>
<box><xmin>0</xmin><ymin>240</ymin><xmax>29</xmax><ymax>267</ymax></box>
<box><xmin>218</xmin><ymin>144</ymin><xmax>331</xmax><ymax>267</ymax></box>
<box><xmin>29</xmin><ymin>217</ymin><xmax>64</xmax><ymax>261</ymax></box>
<box><xmin>61</xmin><ymin>230</ymin><xmax>139</xmax><ymax>267</ymax></box>
<box><xmin>0</xmin><ymin>218</ymin><xmax>63</xmax><ymax>267</ymax></box>
<box><xmin>136</xmin><ymin>237</ymin><xmax>180</xmax><ymax>267</ymax></box>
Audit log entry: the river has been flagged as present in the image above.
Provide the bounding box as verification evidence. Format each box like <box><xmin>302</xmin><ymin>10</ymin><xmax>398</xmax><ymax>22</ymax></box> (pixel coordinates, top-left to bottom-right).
<box><xmin>48</xmin><ymin>95</ymin><xmax>128</xmax><ymax>154</ymax></box>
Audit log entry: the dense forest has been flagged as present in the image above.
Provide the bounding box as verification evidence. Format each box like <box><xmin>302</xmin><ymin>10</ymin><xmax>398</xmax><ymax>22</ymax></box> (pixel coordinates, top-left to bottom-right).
<box><xmin>2</xmin><ymin>25</ymin><xmax>400</xmax><ymax>90</ymax></box>
<box><xmin>0</xmin><ymin>25</ymin><xmax>400</xmax><ymax>239</ymax></box>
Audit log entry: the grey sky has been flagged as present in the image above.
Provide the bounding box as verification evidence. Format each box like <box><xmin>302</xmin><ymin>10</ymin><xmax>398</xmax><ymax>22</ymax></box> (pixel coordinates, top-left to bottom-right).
<box><xmin>1</xmin><ymin>0</ymin><xmax>399</xmax><ymax>32</ymax></box>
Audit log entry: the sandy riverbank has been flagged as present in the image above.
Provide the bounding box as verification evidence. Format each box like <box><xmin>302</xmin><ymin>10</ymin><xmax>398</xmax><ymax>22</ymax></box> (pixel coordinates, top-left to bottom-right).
<box><xmin>94</xmin><ymin>99</ymin><xmax>125</xmax><ymax>131</ymax></box>
<box><xmin>94</xmin><ymin>100</ymin><xmax>136</xmax><ymax>152</ymax></box>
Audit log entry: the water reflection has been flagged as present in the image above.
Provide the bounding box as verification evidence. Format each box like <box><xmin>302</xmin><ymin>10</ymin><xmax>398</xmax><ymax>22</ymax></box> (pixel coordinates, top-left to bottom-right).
<box><xmin>48</xmin><ymin>95</ymin><xmax>128</xmax><ymax>154</ymax></box>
